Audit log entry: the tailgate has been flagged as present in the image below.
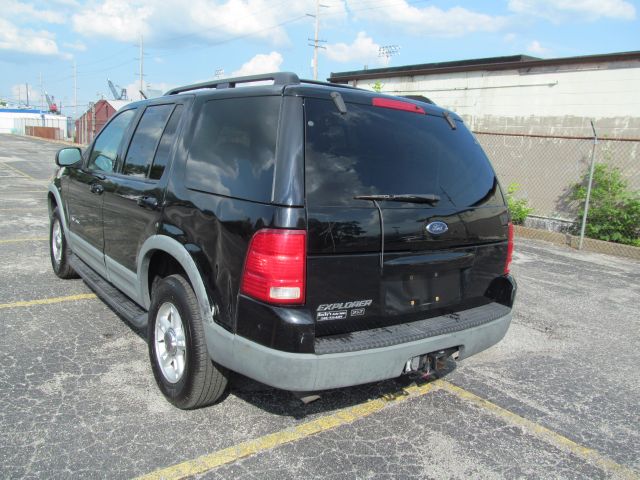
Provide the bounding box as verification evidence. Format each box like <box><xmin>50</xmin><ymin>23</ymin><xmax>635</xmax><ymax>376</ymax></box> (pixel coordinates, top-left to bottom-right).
<box><xmin>304</xmin><ymin>96</ymin><xmax>510</xmax><ymax>336</ymax></box>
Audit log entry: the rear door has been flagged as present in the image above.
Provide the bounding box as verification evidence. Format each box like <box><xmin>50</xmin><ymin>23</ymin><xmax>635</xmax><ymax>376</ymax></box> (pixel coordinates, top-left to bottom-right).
<box><xmin>102</xmin><ymin>100</ymin><xmax>187</xmax><ymax>301</ymax></box>
<box><xmin>304</xmin><ymin>97</ymin><xmax>509</xmax><ymax>335</ymax></box>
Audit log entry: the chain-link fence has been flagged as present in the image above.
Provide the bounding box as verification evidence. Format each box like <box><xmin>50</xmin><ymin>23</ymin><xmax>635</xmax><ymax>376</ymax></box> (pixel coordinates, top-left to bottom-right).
<box><xmin>476</xmin><ymin>131</ymin><xmax>640</xmax><ymax>258</ymax></box>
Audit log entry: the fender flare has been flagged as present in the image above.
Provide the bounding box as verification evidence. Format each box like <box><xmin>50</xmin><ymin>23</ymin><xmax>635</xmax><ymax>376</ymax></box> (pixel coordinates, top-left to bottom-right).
<box><xmin>47</xmin><ymin>183</ymin><xmax>68</xmax><ymax>231</ymax></box>
<box><xmin>137</xmin><ymin>235</ymin><xmax>213</xmax><ymax>323</ymax></box>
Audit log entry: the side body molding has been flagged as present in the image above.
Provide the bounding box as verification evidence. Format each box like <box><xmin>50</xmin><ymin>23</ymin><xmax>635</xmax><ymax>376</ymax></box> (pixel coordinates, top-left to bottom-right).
<box><xmin>137</xmin><ymin>235</ymin><xmax>235</xmax><ymax>365</ymax></box>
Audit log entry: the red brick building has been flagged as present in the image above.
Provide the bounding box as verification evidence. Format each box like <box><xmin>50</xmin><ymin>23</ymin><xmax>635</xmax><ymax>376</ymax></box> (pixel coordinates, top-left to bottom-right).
<box><xmin>75</xmin><ymin>99</ymin><xmax>130</xmax><ymax>145</ymax></box>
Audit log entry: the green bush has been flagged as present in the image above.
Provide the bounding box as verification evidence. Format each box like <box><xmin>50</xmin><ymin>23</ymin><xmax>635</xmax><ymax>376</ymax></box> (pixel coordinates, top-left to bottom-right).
<box><xmin>371</xmin><ymin>81</ymin><xmax>384</xmax><ymax>93</ymax></box>
<box><xmin>571</xmin><ymin>163</ymin><xmax>640</xmax><ymax>246</ymax></box>
<box><xmin>506</xmin><ymin>183</ymin><xmax>533</xmax><ymax>225</ymax></box>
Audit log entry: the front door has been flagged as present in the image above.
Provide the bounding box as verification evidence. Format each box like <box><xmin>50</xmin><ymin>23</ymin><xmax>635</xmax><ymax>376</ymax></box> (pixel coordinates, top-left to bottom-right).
<box><xmin>64</xmin><ymin>108</ymin><xmax>137</xmax><ymax>276</ymax></box>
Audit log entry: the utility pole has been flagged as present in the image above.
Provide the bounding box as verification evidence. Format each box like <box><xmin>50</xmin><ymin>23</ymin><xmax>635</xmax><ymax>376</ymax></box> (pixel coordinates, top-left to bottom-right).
<box><xmin>139</xmin><ymin>34</ymin><xmax>145</xmax><ymax>99</ymax></box>
<box><xmin>39</xmin><ymin>72</ymin><xmax>43</xmax><ymax>112</ymax></box>
<box><xmin>378</xmin><ymin>45</ymin><xmax>400</xmax><ymax>66</ymax></box>
<box><xmin>308</xmin><ymin>0</ymin><xmax>328</xmax><ymax>80</ymax></box>
<box><xmin>25</xmin><ymin>82</ymin><xmax>29</xmax><ymax>107</ymax></box>
<box><xmin>73</xmin><ymin>60</ymin><xmax>77</xmax><ymax>119</ymax></box>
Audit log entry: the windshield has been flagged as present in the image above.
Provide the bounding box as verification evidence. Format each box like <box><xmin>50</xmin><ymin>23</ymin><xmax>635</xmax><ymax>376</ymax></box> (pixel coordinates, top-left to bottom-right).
<box><xmin>304</xmin><ymin>98</ymin><xmax>502</xmax><ymax>208</ymax></box>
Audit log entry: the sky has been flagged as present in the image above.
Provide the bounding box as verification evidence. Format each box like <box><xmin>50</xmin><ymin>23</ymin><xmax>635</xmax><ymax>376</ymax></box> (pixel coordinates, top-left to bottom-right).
<box><xmin>1</xmin><ymin>0</ymin><xmax>639</xmax><ymax>118</ymax></box>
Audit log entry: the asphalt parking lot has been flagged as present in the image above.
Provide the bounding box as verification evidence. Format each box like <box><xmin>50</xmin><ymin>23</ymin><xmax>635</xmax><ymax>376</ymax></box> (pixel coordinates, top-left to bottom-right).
<box><xmin>0</xmin><ymin>133</ymin><xmax>638</xmax><ymax>480</ymax></box>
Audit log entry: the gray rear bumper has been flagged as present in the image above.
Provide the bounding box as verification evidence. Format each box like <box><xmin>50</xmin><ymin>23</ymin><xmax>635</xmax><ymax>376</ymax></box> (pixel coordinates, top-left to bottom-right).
<box><xmin>214</xmin><ymin>310</ymin><xmax>512</xmax><ymax>392</ymax></box>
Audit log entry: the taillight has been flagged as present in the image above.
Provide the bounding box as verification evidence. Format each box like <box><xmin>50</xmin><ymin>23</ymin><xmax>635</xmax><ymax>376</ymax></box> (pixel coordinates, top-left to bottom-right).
<box><xmin>240</xmin><ymin>229</ymin><xmax>306</xmax><ymax>305</ymax></box>
<box><xmin>372</xmin><ymin>97</ymin><xmax>425</xmax><ymax>114</ymax></box>
<box><xmin>504</xmin><ymin>222</ymin><xmax>514</xmax><ymax>274</ymax></box>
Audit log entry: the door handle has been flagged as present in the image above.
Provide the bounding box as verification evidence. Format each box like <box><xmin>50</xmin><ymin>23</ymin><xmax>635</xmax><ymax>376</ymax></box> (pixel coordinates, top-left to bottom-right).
<box><xmin>90</xmin><ymin>183</ymin><xmax>104</xmax><ymax>194</ymax></box>
<box><xmin>137</xmin><ymin>196</ymin><xmax>159</xmax><ymax>210</ymax></box>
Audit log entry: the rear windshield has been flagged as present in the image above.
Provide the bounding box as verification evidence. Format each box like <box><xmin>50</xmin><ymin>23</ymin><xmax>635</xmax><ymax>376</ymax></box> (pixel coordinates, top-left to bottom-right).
<box><xmin>305</xmin><ymin>98</ymin><xmax>502</xmax><ymax>208</ymax></box>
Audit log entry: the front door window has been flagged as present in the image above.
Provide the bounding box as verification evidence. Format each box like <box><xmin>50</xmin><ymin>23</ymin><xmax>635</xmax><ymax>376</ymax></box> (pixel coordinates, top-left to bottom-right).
<box><xmin>88</xmin><ymin>109</ymin><xmax>137</xmax><ymax>173</ymax></box>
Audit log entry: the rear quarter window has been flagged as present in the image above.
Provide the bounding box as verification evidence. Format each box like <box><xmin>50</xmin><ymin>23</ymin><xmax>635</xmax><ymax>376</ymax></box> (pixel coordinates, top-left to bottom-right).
<box><xmin>185</xmin><ymin>96</ymin><xmax>280</xmax><ymax>203</ymax></box>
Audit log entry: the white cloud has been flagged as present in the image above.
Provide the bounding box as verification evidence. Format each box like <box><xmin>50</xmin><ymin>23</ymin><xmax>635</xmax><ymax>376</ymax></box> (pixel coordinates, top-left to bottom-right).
<box><xmin>71</xmin><ymin>0</ymin><xmax>345</xmax><ymax>46</ymax></box>
<box><xmin>0</xmin><ymin>18</ymin><xmax>63</xmax><ymax>57</ymax></box>
<box><xmin>47</xmin><ymin>0</ymin><xmax>81</xmax><ymax>6</ymax></box>
<box><xmin>508</xmin><ymin>0</ymin><xmax>636</xmax><ymax>21</ymax></box>
<box><xmin>2</xmin><ymin>0</ymin><xmax>66</xmax><ymax>24</ymax></box>
<box><xmin>503</xmin><ymin>32</ymin><xmax>517</xmax><ymax>43</ymax></box>
<box><xmin>72</xmin><ymin>0</ymin><xmax>153</xmax><ymax>42</ymax></box>
<box><xmin>324</xmin><ymin>32</ymin><xmax>385</xmax><ymax>67</ymax></box>
<box><xmin>352</xmin><ymin>3</ymin><xmax>508</xmax><ymax>37</ymax></box>
<box><xmin>527</xmin><ymin>40</ymin><xmax>549</xmax><ymax>55</ymax></box>
<box><xmin>232</xmin><ymin>51</ymin><xmax>283</xmax><ymax>76</ymax></box>
<box><xmin>63</xmin><ymin>41</ymin><xmax>87</xmax><ymax>51</ymax></box>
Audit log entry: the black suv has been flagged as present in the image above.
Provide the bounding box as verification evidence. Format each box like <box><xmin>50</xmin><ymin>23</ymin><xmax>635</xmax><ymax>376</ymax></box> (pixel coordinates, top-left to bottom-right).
<box><xmin>48</xmin><ymin>72</ymin><xmax>516</xmax><ymax>409</ymax></box>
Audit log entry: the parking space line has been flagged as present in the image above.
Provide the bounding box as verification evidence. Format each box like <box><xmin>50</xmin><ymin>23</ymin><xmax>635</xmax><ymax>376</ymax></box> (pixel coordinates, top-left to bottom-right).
<box><xmin>136</xmin><ymin>382</ymin><xmax>438</xmax><ymax>480</ymax></box>
<box><xmin>0</xmin><ymin>208</ymin><xmax>44</xmax><ymax>212</ymax></box>
<box><xmin>136</xmin><ymin>378</ymin><xmax>639</xmax><ymax>480</ymax></box>
<box><xmin>436</xmin><ymin>380</ymin><xmax>639</xmax><ymax>480</ymax></box>
<box><xmin>0</xmin><ymin>162</ymin><xmax>37</xmax><ymax>181</ymax></box>
<box><xmin>0</xmin><ymin>190</ymin><xmax>46</xmax><ymax>194</ymax></box>
<box><xmin>0</xmin><ymin>237</ymin><xmax>48</xmax><ymax>244</ymax></box>
<box><xmin>0</xmin><ymin>293</ymin><xmax>96</xmax><ymax>309</ymax></box>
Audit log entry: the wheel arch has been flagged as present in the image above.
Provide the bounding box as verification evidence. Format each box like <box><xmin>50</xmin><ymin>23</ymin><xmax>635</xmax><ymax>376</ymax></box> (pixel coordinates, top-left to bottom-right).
<box><xmin>138</xmin><ymin>235</ymin><xmax>213</xmax><ymax>324</ymax></box>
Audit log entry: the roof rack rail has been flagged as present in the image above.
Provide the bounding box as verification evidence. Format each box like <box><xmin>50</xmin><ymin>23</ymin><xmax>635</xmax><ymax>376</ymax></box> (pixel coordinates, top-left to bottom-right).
<box><xmin>299</xmin><ymin>79</ymin><xmax>360</xmax><ymax>90</ymax></box>
<box><xmin>401</xmin><ymin>95</ymin><xmax>435</xmax><ymax>105</ymax></box>
<box><xmin>164</xmin><ymin>72</ymin><xmax>300</xmax><ymax>96</ymax></box>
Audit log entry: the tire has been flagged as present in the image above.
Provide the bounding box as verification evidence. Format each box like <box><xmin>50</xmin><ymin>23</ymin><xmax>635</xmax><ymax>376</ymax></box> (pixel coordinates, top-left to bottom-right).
<box><xmin>49</xmin><ymin>207</ymin><xmax>78</xmax><ymax>279</ymax></box>
<box><xmin>148</xmin><ymin>274</ymin><xmax>228</xmax><ymax>409</ymax></box>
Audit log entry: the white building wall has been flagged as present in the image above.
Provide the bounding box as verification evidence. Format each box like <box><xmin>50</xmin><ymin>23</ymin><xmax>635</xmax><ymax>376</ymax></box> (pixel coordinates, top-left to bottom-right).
<box><xmin>0</xmin><ymin>111</ymin><xmax>68</xmax><ymax>138</ymax></box>
<box><xmin>355</xmin><ymin>61</ymin><xmax>640</xmax><ymax>137</ymax></box>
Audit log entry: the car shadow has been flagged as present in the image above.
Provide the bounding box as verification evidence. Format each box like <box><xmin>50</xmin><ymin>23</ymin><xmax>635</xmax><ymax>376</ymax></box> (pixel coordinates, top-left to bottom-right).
<box><xmin>110</xmin><ymin>308</ymin><xmax>458</xmax><ymax>419</ymax></box>
<box><xmin>226</xmin><ymin>358</ymin><xmax>458</xmax><ymax>420</ymax></box>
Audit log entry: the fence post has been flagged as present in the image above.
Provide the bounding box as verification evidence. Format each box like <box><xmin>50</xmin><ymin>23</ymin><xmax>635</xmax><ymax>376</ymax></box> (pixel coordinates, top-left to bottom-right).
<box><xmin>578</xmin><ymin>120</ymin><xmax>598</xmax><ymax>250</ymax></box>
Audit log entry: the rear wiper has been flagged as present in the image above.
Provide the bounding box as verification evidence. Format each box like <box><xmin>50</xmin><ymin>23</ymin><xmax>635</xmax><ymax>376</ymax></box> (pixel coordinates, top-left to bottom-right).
<box><xmin>354</xmin><ymin>194</ymin><xmax>440</xmax><ymax>204</ymax></box>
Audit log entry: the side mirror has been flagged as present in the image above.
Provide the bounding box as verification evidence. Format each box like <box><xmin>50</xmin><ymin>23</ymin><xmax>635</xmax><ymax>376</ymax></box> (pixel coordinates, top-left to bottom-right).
<box><xmin>55</xmin><ymin>147</ymin><xmax>82</xmax><ymax>167</ymax></box>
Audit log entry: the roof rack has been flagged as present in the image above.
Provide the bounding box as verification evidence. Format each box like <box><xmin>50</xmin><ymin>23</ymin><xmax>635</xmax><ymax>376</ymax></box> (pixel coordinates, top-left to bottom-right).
<box><xmin>164</xmin><ymin>72</ymin><xmax>301</xmax><ymax>95</ymax></box>
<box><xmin>299</xmin><ymin>79</ymin><xmax>360</xmax><ymax>90</ymax></box>
<box><xmin>401</xmin><ymin>95</ymin><xmax>435</xmax><ymax>105</ymax></box>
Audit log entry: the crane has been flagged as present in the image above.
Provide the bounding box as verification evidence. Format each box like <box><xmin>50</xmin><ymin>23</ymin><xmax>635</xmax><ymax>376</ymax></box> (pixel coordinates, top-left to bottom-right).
<box><xmin>107</xmin><ymin>79</ymin><xmax>128</xmax><ymax>100</ymax></box>
<box><xmin>45</xmin><ymin>93</ymin><xmax>58</xmax><ymax>114</ymax></box>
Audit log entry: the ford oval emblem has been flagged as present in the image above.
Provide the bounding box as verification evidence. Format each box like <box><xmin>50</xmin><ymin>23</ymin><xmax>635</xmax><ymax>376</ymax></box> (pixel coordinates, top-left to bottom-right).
<box><xmin>426</xmin><ymin>221</ymin><xmax>448</xmax><ymax>235</ymax></box>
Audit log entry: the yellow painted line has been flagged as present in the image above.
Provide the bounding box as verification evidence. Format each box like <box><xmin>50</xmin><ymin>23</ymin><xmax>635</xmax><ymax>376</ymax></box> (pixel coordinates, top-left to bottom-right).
<box><xmin>436</xmin><ymin>380</ymin><xmax>639</xmax><ymax>480</ymax></box>
<box><xmin>137</xmin><ymin>377</ymin><xmax>639</xmax><ymax>480</ymax></box>
<box><xmin>0</xmin><ymin>293</ymin><xmax>96</xmax><ymax>309</ymax></box>
<box><xmin>0</xmin><ymin>208</ymin><xmax>44</xmax><ymax>212</ymax></box>
<box><xmin>136</xmin><ymin>381</ymin><xmax>438</xmax><ymax>480</ymax></box>
<box><xmin>0</xmin><ymin>190</ymin><xmax>46</xmax><ymax>194</ymax></box>
<box><xmin>0</xmin><ymin>237</ymin><xmax>48</xmax><ymax>244</ymax></box>
<box><xmin>0</xmin><ymin>161</ymin><xmax>36</xmax><ymax>181</ymax></box>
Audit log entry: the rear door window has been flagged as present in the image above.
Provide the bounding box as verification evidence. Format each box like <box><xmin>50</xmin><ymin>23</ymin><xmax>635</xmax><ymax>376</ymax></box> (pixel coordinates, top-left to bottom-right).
<box><xmin>185</xmin><ymin>97</ymin><xmax>280</xmax><ymax>203</ymax></box>
<box><xmin>149</xmin><ymin>105</ymin><xmax>184</xmax><ymax>180</ymax></box>
<box><xmin>122</xmin><ymin>104</ymin><xmax>174</xmax><ymax>178</ymax></box>
<box><xmin>304</xmin><ymin>99</ymin><xmax>501</xmax><ymax>208</ymax></box>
